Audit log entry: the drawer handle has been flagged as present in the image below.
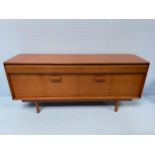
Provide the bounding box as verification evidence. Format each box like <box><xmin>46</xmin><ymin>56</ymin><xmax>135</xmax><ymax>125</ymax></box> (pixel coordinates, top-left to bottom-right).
<box><xmin>50</xmin><ymin>76</ymin><xmax>62</xmax><ymax>83</ymax></box>
<box><xmin>95</xmin><ymin>77</ymin><xmax>106</xmax><ymax>82</ymax></box>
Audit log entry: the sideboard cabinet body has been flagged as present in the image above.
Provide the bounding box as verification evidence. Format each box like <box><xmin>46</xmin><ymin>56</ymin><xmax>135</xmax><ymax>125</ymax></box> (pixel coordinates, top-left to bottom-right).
<box><xmin>4</xmin><ymin>54</ymin><xmax>149</xmax><ymax>113</ymax></box>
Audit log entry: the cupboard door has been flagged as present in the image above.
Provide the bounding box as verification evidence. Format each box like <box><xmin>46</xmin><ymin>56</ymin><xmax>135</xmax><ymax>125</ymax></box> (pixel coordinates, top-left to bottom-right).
<box><xmin>10</xmin><ymin>74</ymin><xmax>78</xmax><ymax>99</ymax></box>
<box><xmin>110</xmin><ymin>74</ymin><xmax>145</xmax><ymax>97</ymax></box>
<box><xmin>78</xmin><ymin>75</ymin><xmax>111</xmax><ymax>96</ymax></box>
<box><xmin>10</xmin><ymin>74</ymin><xmax>45</xmax><ymax>98</ymax></box>
<box><xmin>44</xmin><ymin>75</ymin><xmax>77</xmax><ymax>97</ymax></box>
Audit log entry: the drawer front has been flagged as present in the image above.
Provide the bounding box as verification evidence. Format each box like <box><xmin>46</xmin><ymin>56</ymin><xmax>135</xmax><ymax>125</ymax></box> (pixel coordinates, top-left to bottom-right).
<box><xmin>9</xmin><ymin>74</ymin><xmax>77</xmax><ymax>99</ymax></box>
<box><xmin>78</xmin><ymin>75</ymin><xmax>111</xmax><ymax>96</ymax></box>
<box><xmin>5</xmin><ymin>64</ymin><xmax>148</xmax><ymax>74</ymax></box>
<box><xmin>110</xmin><ymin>74</ymin><xmax>145</xmax><ymax>97</ymax></box>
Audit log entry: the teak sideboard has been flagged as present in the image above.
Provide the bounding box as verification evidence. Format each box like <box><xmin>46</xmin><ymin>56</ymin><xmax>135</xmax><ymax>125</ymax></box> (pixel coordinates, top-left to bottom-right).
<box><xmin>4</xmin><ymin>54</ymin><xmax>149</xmax><ymax>113</ymax></box>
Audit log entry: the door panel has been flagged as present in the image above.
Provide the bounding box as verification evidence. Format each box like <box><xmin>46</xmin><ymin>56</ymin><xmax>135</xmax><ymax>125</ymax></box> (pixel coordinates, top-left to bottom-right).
<box><xmin>10</xmin><ymin>74</ymin><xmax>45</xmax><ymax>98</ymax></box>
<box><xmin>110</xmin><ymin>74</ymin><xmax>145</xmax><ymax>97</ymax></box>
<box><xmin>78</xmin><ymin>75</ymin><xmax>111</xmax><ymax>96</ymax></box>
<box><xmin>44</xmin><ymin>75</ymin><xmax>77</xmax><ymax>97</ymax></box>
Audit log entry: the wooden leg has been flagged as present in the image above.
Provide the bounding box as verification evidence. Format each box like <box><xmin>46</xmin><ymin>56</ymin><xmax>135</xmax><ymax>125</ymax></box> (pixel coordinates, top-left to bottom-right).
<box><xmin>114</xmin><ymin>100</ymin><xmax>119</xmax><ymax>112</ymax></box>
<box><xmin>35</xmin><ymin>101</ymin><xmax>40</xmax><ymax>113</ymax></box>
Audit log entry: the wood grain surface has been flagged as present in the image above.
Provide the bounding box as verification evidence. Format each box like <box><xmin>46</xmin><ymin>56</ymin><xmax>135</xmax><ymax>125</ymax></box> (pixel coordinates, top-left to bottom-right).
<box><xmin>4</xmin><ymin>54</ymin><xmax>149</xmax><ymax>112</ymax></box>
<box><xmin>4</xmin><ymin>54</ymin><xmax>149</xmax><ymax>65</ymax></box>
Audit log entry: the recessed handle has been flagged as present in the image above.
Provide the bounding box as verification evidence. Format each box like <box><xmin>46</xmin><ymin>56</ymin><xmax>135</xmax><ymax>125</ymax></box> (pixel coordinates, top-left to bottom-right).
<box><xmin>50</xmin><ymin>76</ymin><xmax>62</xmax><ymax>83</ymax></box>
<box><xmin>95</xmin><ymin>76</ymin><xmax>106</xmax><ymax>82</ymax></box>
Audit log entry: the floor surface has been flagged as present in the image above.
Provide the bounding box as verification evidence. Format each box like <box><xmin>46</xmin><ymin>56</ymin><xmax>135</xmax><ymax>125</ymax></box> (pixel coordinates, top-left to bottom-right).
<box><xmin>0</xmin><ymin>95</ymin><xmax>155</xmax><ymax>134</ymax></box>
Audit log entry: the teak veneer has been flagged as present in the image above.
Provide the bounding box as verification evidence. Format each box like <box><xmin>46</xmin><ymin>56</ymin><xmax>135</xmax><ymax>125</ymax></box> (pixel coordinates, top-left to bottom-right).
<box><xmin>4</xmin><ymin>54</ymin><xmax>149</xmax><ymax>113</ymax></box>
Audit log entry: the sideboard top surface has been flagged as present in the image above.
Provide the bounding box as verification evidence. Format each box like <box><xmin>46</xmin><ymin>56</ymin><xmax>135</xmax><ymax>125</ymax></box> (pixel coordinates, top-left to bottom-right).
<box><xmin>4</xmin><ymin>54</ymin><xmax>149</xmax><ymax>65</ymax></box>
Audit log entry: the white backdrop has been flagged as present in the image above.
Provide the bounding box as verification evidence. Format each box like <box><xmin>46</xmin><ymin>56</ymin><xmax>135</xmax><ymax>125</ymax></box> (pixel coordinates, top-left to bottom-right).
<box><xmin>0</xmin><ymin>19</ymin><xmax>155</xmax><ymax>96</ymax></box>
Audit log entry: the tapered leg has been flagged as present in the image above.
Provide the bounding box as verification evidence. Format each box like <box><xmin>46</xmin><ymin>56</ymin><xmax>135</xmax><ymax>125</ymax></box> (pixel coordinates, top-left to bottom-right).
<box><xmin>35</xmin><ymin>101</ymin><xmax>40</xmax><ymax>113</ymax></box>
<box><xmin>114</xmin><ymin>100</ymin><xmax>119</xmax><ymax>112</ymax></box>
